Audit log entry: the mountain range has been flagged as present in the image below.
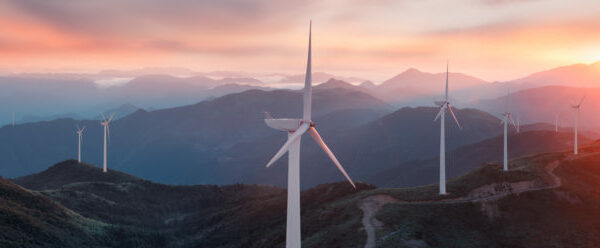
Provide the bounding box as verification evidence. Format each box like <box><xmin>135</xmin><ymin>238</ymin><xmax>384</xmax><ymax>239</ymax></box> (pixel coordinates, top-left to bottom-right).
<box><xmin>0</xmin><ymin>84</ymin><xmax>392</xmax><ymax>186</ymax></box>
<box><xmin>1</xmin><ymin>81</ymin><xmax>584</xmax><ymax>190</ymax></box>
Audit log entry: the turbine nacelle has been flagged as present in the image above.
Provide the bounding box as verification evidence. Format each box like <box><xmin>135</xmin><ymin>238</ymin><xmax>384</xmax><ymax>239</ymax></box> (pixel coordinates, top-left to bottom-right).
<box><xmin>500</xmin><ymin>112</ymin><xmax>518</xmax><ymax>129</ymax></box>
<box><xmin>434</xmin><ymin>101</ymin><xmax>448</xmax><ymax>107</ymax></box>
<box><xmin>571</xmin><ymin>95</ymin><xmax>585</xmax><ymax>109</ymax></box>
<box><xmin>76</xmin><ymin>125</ymin><xmax>86</xmax><ymax>135</ymax></box>
<box><xmin>265</xmin><ymin>118</ymin><xmax>310</xmax><ymax>132</ymax></box>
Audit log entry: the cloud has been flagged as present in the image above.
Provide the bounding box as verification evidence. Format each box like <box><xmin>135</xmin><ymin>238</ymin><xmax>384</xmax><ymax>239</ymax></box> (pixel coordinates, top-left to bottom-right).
<box><xmin>479</xmin><ymin>0</ymin><xmax>541</xmax><ymax>5</ymax></box>
<box><xmin>5</xmin><ymin>0</ymin><xmax>318</xmax><ymax>37</ymax></box>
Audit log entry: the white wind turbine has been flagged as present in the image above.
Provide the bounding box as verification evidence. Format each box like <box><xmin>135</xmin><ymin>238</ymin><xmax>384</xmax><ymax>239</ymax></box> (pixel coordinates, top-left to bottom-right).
<box><xmin>76</xmin><ymin>125</ymin><xmax>86</xmax><ymax>163</ymax></box>
<box><xmin>500</xmin><ymin>91</ymin><xmax>517</xmax><ymax>171</ymax></box>
<box><xmin>264</xmin><ymin>21</ymin><xmax>355</xmax><ymax>248</ymax></box>
<box><xmin>100</xmin><ymin>113</ymin><xmax>114</xmax><ymax>173</ymax></box>
<box><xmin>572</xmin><ymin>95</ymin><xmax>585</xmax><ymax>155</ymax></box>
<box><xmin>433</xmin><ymin>62</ymin><xmax>461</xmax><ymax>195</ymax></box>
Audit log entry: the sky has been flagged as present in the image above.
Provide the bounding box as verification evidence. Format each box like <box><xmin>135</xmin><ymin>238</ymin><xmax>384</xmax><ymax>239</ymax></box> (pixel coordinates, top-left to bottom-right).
<box><xmin>0</xmin><ymin>0</ymin><xmax>599</xmax><ymax>82</ymax></box>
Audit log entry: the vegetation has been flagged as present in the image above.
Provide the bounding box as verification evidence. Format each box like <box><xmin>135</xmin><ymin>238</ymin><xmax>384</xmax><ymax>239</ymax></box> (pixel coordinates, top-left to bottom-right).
<box><xmin>4</xmin><ymin>141</ymin><xmax>600</xmax><ymax>247</ymax></box>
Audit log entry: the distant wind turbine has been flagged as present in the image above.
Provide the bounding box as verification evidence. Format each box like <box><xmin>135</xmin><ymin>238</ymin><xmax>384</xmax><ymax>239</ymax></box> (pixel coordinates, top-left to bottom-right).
<box><xmin>76</xmin><ymin>125</ymin><xmax>86</xmax><ymax>163</ymax></box>
<box><xmin>500</xmin><ymin>91</ymin><xmax>517</xmax><ymax>171</ymax></box>
<box><xmin>433</xmin><ymin>62</ymin><xmax>461</xmax><ymax>195</ymax></box>
<box><xmin>100</xmin><ymin>113</ymin><xmax>114</xmax><ymax>173</ymax></box>
<box><xmin>264</xmin><ymin>21</ymin><xmax>355</xmax><ymax>248</ymax></box>
<box><xmin>555</xmin><ymin>113</ymin><xmax>559</xmax><ymax>132</ymax></box>
<box><xmin>516</xmin><ymin>117</ymin><xmax>520</xmax><ymax>133</ymax></box>
<box><xmin>572</xmin><ymin>95</ymin><xmax>585</xmax><ymax>155</ymax></box>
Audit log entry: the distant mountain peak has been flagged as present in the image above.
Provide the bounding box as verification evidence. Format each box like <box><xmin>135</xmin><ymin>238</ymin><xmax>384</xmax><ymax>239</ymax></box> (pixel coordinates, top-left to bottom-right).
<box><xmin>402</xmin><ymin>68</ymin><xmax>422</xmax><ymax>74</ymax></box>
<box><xmin>316</xmin><ymin>78</ymin><xmax>353</xmax><ymax>88</ymax></box>
<box><xmin>360</xmin><ymin>80</ymin><xmax>377</xmax><ymax>89</ymax></box>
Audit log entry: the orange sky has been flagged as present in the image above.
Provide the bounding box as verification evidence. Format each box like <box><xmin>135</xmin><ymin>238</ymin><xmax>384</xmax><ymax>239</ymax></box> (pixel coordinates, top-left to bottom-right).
<box><xmin>0</xmin><ymin>0</ymin><xmax>599</xmax><ymax>82</ymax></box>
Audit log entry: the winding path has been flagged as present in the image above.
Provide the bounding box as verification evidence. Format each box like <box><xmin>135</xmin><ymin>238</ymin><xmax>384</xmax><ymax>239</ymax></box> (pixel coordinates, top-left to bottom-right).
<box><xmin>359</xmin><ymin>158</ymin><xmax>565</xmax><ymax>248</ymax></box>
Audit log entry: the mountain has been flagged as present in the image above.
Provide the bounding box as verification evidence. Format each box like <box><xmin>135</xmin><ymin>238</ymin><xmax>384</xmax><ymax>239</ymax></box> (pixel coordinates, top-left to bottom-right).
<box><xmin>314</xmin><ymin>78</ymin><xmax>381</xmax><ymax>99</ymax></box>
<box><xmin>371</xmin><ymin>130</ymin><xmax>592</xmax><ymax>187</ymax></box>
<box><xmin>94</xmin><ymin>104</ymin><xmax>141</xmax><ymax>120</ymax></box>
<box><xmin>476</xmin><ymin>85</ymin><xmax>600</xmax><ymax>128</ymax></box>
<box><xmin>19</xmin><ymin>112</ymin><xmax>85</xmax><ymax>124</ymax></box>
<box><xmin>359</xmin><ymin>80</ymin><xmax>377</xmax><ymax>90</ymax></box>
<box><xmin>8</xmin><ymin>140</ymin><xmax>600</xmax><ymax>247</ymax></box>
<box><xmin>0</xmin><ymin>74</ymin><xmax>268</xmax><ymax>126</ymax></box>
<box><xmin>98</xmin><ymin>67</ymin><xmax>199</xmax><ymax>77</ymax></box>
<box><xmin>278</xmin><ymin>72</ymin><xmax>367</xmax><ymax>85</ymax></box>
<box><xmin>371</xmin><ymin>68</ymin><xmax>489</xmax><ymax>105</ymax></box>
<box><xmin>219</xmin><ymin>107</ymin><xmax>504</xmax><ymax>188</ymax></box>
<box><xmin>510</xmin><ymin>61</ymin><xmax>600</xmax><ymax>88</ymax></box>
<box><xmin>0</xmin><ymin>87</ymin><xmax>392</xmax><ymax>185</ymax></box>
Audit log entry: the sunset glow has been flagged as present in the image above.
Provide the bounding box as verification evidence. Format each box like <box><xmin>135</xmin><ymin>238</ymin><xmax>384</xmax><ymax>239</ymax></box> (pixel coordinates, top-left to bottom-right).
<box><xmin>1</xmin><ymin>0</ymin><xmax>599</xmax><ymax>81</ymax></box>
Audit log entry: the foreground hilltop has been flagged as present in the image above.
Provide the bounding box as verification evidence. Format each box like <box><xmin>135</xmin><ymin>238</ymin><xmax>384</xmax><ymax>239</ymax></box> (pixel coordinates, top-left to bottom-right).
<box><xmin>6</xmin><ymin>144</ymin><xmax>600</xmax><ymax>247</ymax></box>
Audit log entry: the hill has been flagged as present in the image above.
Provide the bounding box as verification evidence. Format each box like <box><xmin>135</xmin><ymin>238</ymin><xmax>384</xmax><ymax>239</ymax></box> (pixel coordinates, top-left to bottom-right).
<box><xmin>0</xmin><ymin>174</ymin><xmax>164</xmax><ymax>247</ymax></box>
<box><xmin>9</xmin><ymin>139</ymin><xmax>600</xmax><ymax>247</ymax></box>
<box><xmin>13</xmin><ymin>160</ymin><xmax>142</xmax><ymax>190</ymax></box>
<box><xmin>371</xmin><ymin>130</ymin><xmax>592</xmax><ymax>187</ymax></box>
<box><xmin>11</xmin><ymin>160</ymin><xmax>375</xmax><ymax>247</ymax></box>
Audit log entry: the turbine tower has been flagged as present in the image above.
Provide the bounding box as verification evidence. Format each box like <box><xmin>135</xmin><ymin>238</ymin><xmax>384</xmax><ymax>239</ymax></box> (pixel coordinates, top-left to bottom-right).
<box><xmin>500</xmin><ymin>90</ymin><xmax>517</xmax><ymax>171</ymax></box>
<box><xmin>500</xmin><ymin>112</ymin><xmax>517</xmax><ymax>171</ymax></box>
<box><xmin>516</xmin><ymin>117</ymin><xmax>520</xmax><ymax>133</ymax></box>
<box><xmin>264</xmin><ymin>21</ymin><xmax>355</xmax><ymax>248</ymax></box>
<box><xmin>100</xmin><ymin>113</ymin><xmax>114</xmax><ymax>173</ymax></box>
<box><xmin>433</xmin><ymin>62</ymin><xmax>461</xmax><ymax>195</ymax></box>
<box><xmin>76</xmin><ymin>125</ymin><xmax>86</xmax><ymax>163</ymax></box>
<box><xmin>572</xmin><ymin>96</ymin><xmax>585</xmax><ymax>155</ymax></box>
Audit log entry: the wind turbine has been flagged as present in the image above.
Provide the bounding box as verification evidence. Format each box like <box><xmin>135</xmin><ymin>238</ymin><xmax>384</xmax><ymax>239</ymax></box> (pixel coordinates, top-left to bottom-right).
<box><xmin>264</xmin><ymin>21</ymin><xmax>355</xmax><ymax>248</ymax></box>
<box><xmin>572</xmin><ymin>95</ymin><xmax>585</xmax><ymax>155</ymax></box>
<box><xmin>516</xmin><ymin>117</ymin><xmax>520</xmax><ymax>133</ymax></box>
<box><xmin>100</xmin><ymin>113</ymin><xmax>114</xmax><ymax>173</ymax></box>
<box><xmin>76</xmin><ymin>125</ymin><xmax>86</xmax><ymax>163</ymax></box>
<box><xmin>555</xmin><ymin>113</ymin><xmax>559</xmax><ymax>132</ymax></box>
<box><xmin>500</xmin><ymin>91</ymin><xmax>517</xmax><ymax>171</ymax></box>
<box><xmin>433</xmin><ymin>62</ymin><xmax>461</xmax><ymax>195</ymax></box>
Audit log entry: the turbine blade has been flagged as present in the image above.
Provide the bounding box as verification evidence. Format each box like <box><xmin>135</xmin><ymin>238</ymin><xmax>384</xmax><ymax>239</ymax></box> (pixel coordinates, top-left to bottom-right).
<box><xmin>445</xmin><ymin>60</ymin><xmax>449</xmax><ymax>101</ymax></box>
<box><xmin>264</xmin><ymin>111</ymin><xmax>273</xmax><ymax>119</ymax></box>
<box><xmin>100</xmin><ymin>112</ymin><xmax>107</xmax><ymax>121</ymax></box>
<box><xmin>108</xmin><ymin>113</ymin><xmax>115</xmax><ymax>122</ymax></box>
<box><xmin>509</xmin><ymin>115</ymin><xmax>517</xmax><ymax>130</ymax></box>
<box><xmin>265</xmin><ymin>123</ymin><xmax>310</xmax><ymax>168</ymax></box>
<box><xmin>433</xmin><ymin>106</ymin><xmax>444</xmax><ymax>122</ymax></box>
<box><xmin>579</xmin><ymin>95</ymin><xmax>586</xmax><ymax>105</ymax></box>
<box><xmin>303</xmin><ymin>21</ymin><xmax>312</xmax><ymax>121</ymax></box>
<box><xmin>447</xmin><ymin>104</ymin><xmax>462</xmax><ymax>129</ymax></box>
<box><xmin>308</xmin><ymin>127</ymin><xmax>356</xmax><ymax>188</ymax></box>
